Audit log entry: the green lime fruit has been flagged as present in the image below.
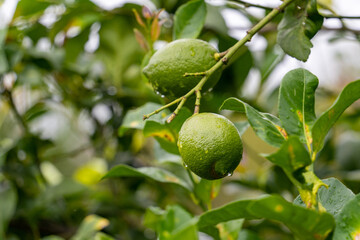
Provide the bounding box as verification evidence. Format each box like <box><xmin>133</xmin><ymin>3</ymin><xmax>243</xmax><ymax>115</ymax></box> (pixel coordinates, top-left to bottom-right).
<box><xmin>143</xmin><ymin>39</ymin><xmax>222</xmax><ymax>99</ymax></box>
<box><xmin>178</xmin><ymin>113</ymin><xmax>243</xmax><ymax>180</ymax></box>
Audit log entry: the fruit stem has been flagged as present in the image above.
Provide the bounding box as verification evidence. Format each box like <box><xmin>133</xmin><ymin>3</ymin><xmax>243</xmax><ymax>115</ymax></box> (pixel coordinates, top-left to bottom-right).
<box><xmin>194</xmin><ymin>90</ymin><xmax>201</xmax><ymax>114</ymax></box>
<box><xmin>143</xmin><ymin>0</ymin><xmax>295</xmax><ymax>122</ymax></box>
<box><xmin>167</xmin><ymin>97</ymin><xmax>187</xmax><ymax>123</ymax></box>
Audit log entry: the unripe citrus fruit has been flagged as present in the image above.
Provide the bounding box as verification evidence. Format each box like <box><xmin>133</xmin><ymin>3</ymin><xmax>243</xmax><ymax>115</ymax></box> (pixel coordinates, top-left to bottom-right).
<box><xmin>143</xmin><ymin>39</ymin><xmax>222</xmax><ymax>99</ymax></box>
<box><xmin>178</xmin><ymin>113</ymin><xmax>243</xmax><ymax>180</ymax></box>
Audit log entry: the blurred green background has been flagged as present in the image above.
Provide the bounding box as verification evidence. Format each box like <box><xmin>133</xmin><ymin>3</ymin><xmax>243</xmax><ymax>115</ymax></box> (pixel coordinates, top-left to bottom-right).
<box><xmin>0</xmin><ymin>0</ymin><xmax>359</xmax><ymax>239</ymax></box>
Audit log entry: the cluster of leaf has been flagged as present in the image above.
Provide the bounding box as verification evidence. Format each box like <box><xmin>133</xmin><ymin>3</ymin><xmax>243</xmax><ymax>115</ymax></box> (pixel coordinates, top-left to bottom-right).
<box><xmin>1</xmin><ymin>0</ymin><xmax>360</xmax><ymax>240</ymax></box>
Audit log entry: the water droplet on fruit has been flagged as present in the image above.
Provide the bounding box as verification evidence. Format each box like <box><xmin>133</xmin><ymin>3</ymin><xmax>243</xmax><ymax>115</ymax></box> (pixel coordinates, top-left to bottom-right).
<box><xmin>155</xmin><ymin>91</ymin><xmax>160</xmax><ymax>95</ymax></box>
<box><xmin>183</xmin><ymin>163</ymin><xmax>188</xmax><ymax>168</ymax></box>
<box><xmin>227</xmin><ymin>172</ymin><xmax>233</xmax><ymax>177</ymax></box>
<box><xmin>161</xmin><ymin>95</ymin><xmax>165</xmax><ymax>98</ymax></box>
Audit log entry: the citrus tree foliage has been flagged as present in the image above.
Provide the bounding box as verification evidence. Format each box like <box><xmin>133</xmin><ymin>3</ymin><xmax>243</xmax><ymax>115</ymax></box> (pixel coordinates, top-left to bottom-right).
<box><xmin>0</xmin><ymin>0</ymin><xmax>360</xmax><ymax>240</ymax></box>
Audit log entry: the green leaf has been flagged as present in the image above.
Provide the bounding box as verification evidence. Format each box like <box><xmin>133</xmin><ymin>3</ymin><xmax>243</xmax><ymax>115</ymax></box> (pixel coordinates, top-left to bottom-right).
<box><xmin>144</xmin><ymin>205</ymin><xmax>197</xmax><ymax>240</ymax></box>
<box><xmin>279</xmin><ymin>68</ymin><xmax>318</xmax><ymax>146</ymax></box>
<box><xmin>312</xmin><ymin>79</ymin><xmax>360</xmax><ymax>153</ymax></box>
<box><xmin>42</xmin><ymin>236</ymin><xmax>65</xmax><ymax>240</ymax></box>
<box><xmin>218</xmin><ymin>219</ymin><xmax>244</xmax><ymax>240</ymax></box>
<box><xmin>304</xmin><ymin>0</ymin><xmax>324</xmax><ymax>39</ymax></box>
<box><xmin>143</xmin><ymin>107</ymin><xmax>191</xmax><ymax>154</ymax></box>
<box><xmin>294</xmin><ymin>178</ymin><xmax>355</xmax><ymax>217</ymax></box>
<box><xmin>23</xmin><ymin>102</ymin><xmax>49</xmax><ymax>122</ymax></box>
<box><xmin>70</xmin><ymin>215</ymin><xmax>109</xmax><ymax>240</ymax></box>
<box><xmin>332</xmin><ymin>193</ymin><xmax>360</xmax><ymax>240</ymax></box>
<box><xmin>102</xmin><ymin>164</ymin><xmax>192</xmax><ymax>192</ymax></box>
<box><xmin>118</xmin><ymin>102</ymin><xmax>170</xmax><ymax>136</ymax></box>
<box><xmin>0</xmin><ymin>183</ymin><xmax>17</xmax><ymax>239</ymax></box>
<box><xmin>14</xmin><ymin>0</ymin><xmax>50</xmax><ymax>17</ymax></box>
<box><xmin>264</xmin><ymin>137</ymin><xmax>326</xmax><ymax>207</ymax></box>
<box><xmin>0</xmin><ymin>49</ymin><xmax>8</xmax><ymax>74</ymax></box>
<box><xmin>198</xmin><ymin>195</ymin><xmax>334</xmax><ymax>240</ymax></box>
<box><xmin>264</xmin><ymin>136</ymin><xmax>311</xmax><ymax>174</ymax></box>
<box><xmin>194</xmin><ymin>179</ymin><xmax>222</xmax><ymax>207</ymax></box>
<box><xmin>173</xmin><ymin>0</ymin><xmax>207</xmax><ymax>40</ymax></box>
<box><xmin>277</xmin><ymin>0</ymin><xmax>313</xmax><ymax>61</ymax></box>
<box><xmin>260</xmin><ymin>47</ymin><xmax>285</xmax><ymax>85</ymax></box>
<box><xmin>238</xmin><ymin>229</ymin><xmax>261</xmax><ymax>240</ymax></box>
<box><xmin>171</xmin><ymin>218</ymin><xmax>198</xmax><ymax>240</ymax></box>
<box><xmin>220</xmin><ymin>97</ymin><xmax>287</xmax><ymax>147</ymax></box>
<box><xmin>204</xmin><ymin>3</ymin><xmax>228</xmax><ymax>35</ymax></box>
<box><xmin>94</xmin><ymin>232</ymin><xmax>115</xmax><ymax>240</ymax></box>
<box><xmin>233</xmin><ymin>121</ymin><xmax>249</xmax><ymax>136</ymax></box>
<box><xmin>0</xmin><ymin>28</ymin><xmax>7</xmax><ymax>46</ymax></box>
<box><xmin>144</xmin><ymin>120</ymin><xmax>179</xmax><ymax>154</ymax></box>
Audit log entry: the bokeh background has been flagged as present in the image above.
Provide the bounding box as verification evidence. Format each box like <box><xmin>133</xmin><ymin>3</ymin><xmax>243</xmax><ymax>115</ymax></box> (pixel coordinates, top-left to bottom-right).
<box><xmin>0</xmin><ymin>0</ymin><xmax>360</xmax><ymax>239</ymax></box>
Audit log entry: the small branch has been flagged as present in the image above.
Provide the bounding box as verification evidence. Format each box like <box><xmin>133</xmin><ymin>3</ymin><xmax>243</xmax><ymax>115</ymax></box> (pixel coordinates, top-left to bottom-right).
<box><xmin>194</xmin><ymin>90</ymin><xmax>201</xmax><ymax>114</ymax></box>
<box><xmin>143</xmin><ymin>97</ymin><xmax>182</xmax><ymax>120</ymax></box>
<box><xmin>214</xmin><ymin>51</ymin><xmax>228</xmax><ymax>61</ymax></box>
<box><xmin>229</xmin><ymin>0</ymin><xmax>274</xmax><ymax>11</ymax></box>
<box><xmin>167</xmin><ymin>97</ymin><xmax>187</xmax><ymax>123</ymax></box>
<box><xmin>183</xmin><ymin>71</ymin><xmax>207</xmax><ymax>77</ymax></box>
<box><xmin>322</xmin><ymin>14</ymin><xmax>360</xmax><ymax>19</ymax></box>
<box><xmin>4</xmin><ymin>90</ymin><xmax>29</xmax><ymax>132</ymax></box>
<box><xmin>143</xmin><ymin>0</ymin><xmax>296</xmax><ymax>121</ymax></box>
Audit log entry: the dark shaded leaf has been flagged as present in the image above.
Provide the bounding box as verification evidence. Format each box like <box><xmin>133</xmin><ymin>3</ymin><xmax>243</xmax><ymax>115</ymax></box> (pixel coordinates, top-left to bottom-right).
<box><xmin>277</xmin><ymin>0</ymin><xmax>312</xmax><ymax>61</ymax></box>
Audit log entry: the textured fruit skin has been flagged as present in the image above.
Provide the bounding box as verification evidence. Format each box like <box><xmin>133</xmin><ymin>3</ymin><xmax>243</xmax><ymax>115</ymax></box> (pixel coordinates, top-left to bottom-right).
<box><xmin>143</xmin><ymin>39</ymin><xmax>222</xmax><ymax>99</ymax></box>
<box><xmin>178</xmin><ymin>113</ymin><xmax>243</xmax><ymax>180</ymax></box>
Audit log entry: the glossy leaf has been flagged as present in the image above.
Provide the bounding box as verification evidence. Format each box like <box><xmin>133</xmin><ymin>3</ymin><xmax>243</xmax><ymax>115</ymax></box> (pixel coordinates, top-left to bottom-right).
<box><xmin>294</xmin><ymin>178</ymin><xmax>355</xmax><ymax>216</ymax></box>
<box><xmin>264</xmin><ymin>136</ymin><xmax>311</xmax><ymax>174</ymax></box>
<box><xmin>143</xmin><ymin>107</ymin><xmax>191</xmax><ymax>154</ymax></box>
<box><xmin>220</xmin><ymin>97</ymin><xmax>287</xmax><ymax>147</ymax></box>
<box><xmin>233</xmin><ymin>121</ymin><xmax>249</xmax><ymax>136</ymax></box>
<box><xmin>144</xmin><ymin>120</ymin><xmax>179</xmax><ymax>154</ymax></box>
<box><xmin>264</xmin><ymin>137</ymin><xmax>326</xmax><ymax>207</ymax></box>
<box><xmin>279</xmin><ymin>68</ymin><xmax>318</xmax><ymax>145</ymax></box>
<box><xmin>173</xmin><ymin>0</ymin><xmax>207</xmax><ymax>40</ymax></box>
<box><xmin>103</xmin><ymin>164</ymin><xmax>192</xmax><ymax>192</ymax></box>
<box><xmin>194</xmin><ymin>179</ymin><xmax>222</xmax><ymax>207</ymax></box>
<box><xmin>218</xmin><ymin>219</ymin><xmax>244</xmax><ymax>240</ymax></box>
<box><xmin>312</xmin><ymin>79</ymin><xmax>360</xmax><ymax>153</ymax></box>
<box><xmin>332</xmin><ymin>193</ymin><xmax>360</xmax><ymax>240</ymax></box>
<box><xmin>304</xmin><ymin>0</ymin><xmax>324</xmax><ymax>39</ymax></box>
<box><xmin>118</xmin><ymin>102</ymin><xmax>169</xmax><ymax>136</ymax></box>
<box><xmin>277</xmin><ymin>0</ymin><xmax>312</xmax><ymax>61</ymax></box>
<box><xmin>198</xmin><ymin>195</ymin><xmax>334</xmax><ymax>240</ymax></box>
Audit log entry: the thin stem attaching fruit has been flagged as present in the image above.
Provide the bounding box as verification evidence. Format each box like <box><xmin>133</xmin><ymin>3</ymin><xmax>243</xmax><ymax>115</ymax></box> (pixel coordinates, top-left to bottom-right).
<box><xmin>143</xmin><ymin>0</ymin><xmax>295</xmax><ymax>123</ymax></box>
<box><xmin>194</xmin><ymin>90</ymin><xmax>201</xmax><ymax>114</ymax></box>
